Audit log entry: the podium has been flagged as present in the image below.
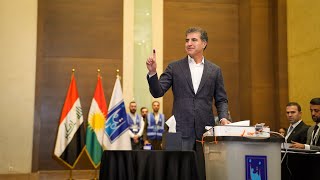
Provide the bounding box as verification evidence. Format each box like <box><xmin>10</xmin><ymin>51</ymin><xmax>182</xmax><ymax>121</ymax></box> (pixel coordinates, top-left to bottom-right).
<box><xmin>204</xmin><ymin>136</ymin><xmax>284</xmax><ymax>180</ymax></box>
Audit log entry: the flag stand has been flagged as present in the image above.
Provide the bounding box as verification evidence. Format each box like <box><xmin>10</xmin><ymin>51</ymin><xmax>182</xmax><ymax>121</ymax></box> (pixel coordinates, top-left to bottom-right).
<box><xmin>92</xmin><ymin>168</ymin><xmax>99</xmax><ymax>180</ymax></box>
<box><xmin>68</xmin><ymin>169</ymin><xmax>73</xmax><ymax>180</ymax></box>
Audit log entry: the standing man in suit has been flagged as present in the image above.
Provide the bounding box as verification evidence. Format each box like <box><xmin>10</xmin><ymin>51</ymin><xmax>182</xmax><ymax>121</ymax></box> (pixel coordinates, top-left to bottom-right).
<box><xmin>290</xmin><ymin>98</ymin><xmax>320</xmax><ymax>151</ymax></box>
<box><xmin>146</xmin><ymin>27</ymin><xmax>231</xmax><ymax>180</ymax></box>
<box><xmin>285</xmin><ymin>102</ymin><xmax>309</xmax><ymax>143</ymax></box>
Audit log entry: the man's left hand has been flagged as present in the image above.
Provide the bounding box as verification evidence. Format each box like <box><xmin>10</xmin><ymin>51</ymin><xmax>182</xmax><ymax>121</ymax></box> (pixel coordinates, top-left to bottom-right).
<box><xmin>220</xmin><ymin>118</ymin><xmax>231</xmax><ymax>125</ymax></box>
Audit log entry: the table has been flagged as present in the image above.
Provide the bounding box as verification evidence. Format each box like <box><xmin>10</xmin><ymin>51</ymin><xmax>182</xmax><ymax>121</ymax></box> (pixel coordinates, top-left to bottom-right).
<box><xmin>99</xmin><ymin>150</ymin><xmax>200</xmax><ymax>180</ymax></box>
<box><xmin>281</xmin><ymin>150</ymin><xmax>320</xmax><ymax>180</ymax></box>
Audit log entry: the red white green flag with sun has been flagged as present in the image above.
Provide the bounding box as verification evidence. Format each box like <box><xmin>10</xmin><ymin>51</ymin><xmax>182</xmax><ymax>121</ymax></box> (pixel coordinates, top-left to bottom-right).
<box><xmin>85</xmin><ymin>73</ymin><xmax>107</xmax><ymax>168</ymax></box>
<box><xmin>53</xmin><ymin>72</ymin><xmax>85</xmax><ymax>169</ymax></box>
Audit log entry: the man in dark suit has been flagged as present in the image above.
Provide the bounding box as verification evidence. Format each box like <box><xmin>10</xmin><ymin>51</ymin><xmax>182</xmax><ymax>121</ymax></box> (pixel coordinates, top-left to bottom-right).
<box><xmin>290</xmin><ymin>98</ymin><xmax>320</xmax><ymax>151</ymax></box>
<box><xmin>146</xmin><ymin>27</ymin><xmax>231</xmax><ymax>180</ymax></box>
<box><xmin>285</xmin><ymin>102</ymin><xmax>309</xmax><ymax>143</ymax></box>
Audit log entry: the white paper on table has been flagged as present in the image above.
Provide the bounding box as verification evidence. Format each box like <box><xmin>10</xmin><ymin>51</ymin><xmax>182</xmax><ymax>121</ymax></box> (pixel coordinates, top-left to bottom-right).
<box><xmin>225</xmin><ymin>120</ymin><xmax>250</xmax><ymax>126</ymax></box>
<box><xmin>203</xmin><ymin>126</ymin><xmax>214</xmax><ymax>136</ymax></box>
<box><xmin>166</xmin><ymin>115</ymin><xmax>176</xmax><ymax>133</ymax></box>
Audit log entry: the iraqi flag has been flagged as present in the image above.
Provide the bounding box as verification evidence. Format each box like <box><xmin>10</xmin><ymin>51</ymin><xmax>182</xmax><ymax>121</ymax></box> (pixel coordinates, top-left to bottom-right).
<box><xmin>102</xmin><ymin>76</ymin><xmax>131</xmax><ymax>150</ymax></box>
<box><xmin>85</xmin><ymin>74</ymin><xmax>107</xmax><ymax>168</ymax></box>
<box><xmin>53</xmin><ymin>74</ymin><xmax>85</xmax><ymax>169</ymax></box>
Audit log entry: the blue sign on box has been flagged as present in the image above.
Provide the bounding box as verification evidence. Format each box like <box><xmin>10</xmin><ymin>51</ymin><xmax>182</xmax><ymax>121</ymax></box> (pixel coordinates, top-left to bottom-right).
<box><xmin>245</xmin><ymin>155</ymin><xmax>267</xmax><ymax>180</ymax></box>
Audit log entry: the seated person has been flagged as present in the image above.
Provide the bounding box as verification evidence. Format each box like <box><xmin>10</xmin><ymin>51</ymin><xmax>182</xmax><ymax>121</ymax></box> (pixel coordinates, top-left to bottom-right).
<box><xmin>284</xmin><ymin>102</ymin><xmax>309</xmax><ymax>144</ymax></box>
<box><xmin>278</xmin><ymin>127</ymin><xmax>287</xmax><ymax>137</ymax></box>
<box><xmin>290</xmin><ymin>98</ymin><xmax>320</xmax><ymax>151</ymax></box>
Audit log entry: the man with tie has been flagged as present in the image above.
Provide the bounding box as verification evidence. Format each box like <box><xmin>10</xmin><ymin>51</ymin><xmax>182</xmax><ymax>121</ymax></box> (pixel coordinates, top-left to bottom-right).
<box><xmin>146</xmin><ymin>27</ymin><xmax>231</xmax><ymax>180</ymax></box>
<box><xmin>285</xmin><ymin>102</ymin><xmax>309</xmax><ymax>143</ymax></box>
<box><xmin>290</xmin><ymin>98</ymin><xmax>320</xmax><ymax>150</ymax></box>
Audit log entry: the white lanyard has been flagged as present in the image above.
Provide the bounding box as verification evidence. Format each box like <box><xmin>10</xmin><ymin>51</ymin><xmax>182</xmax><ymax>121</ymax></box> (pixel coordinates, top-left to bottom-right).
<box><xmin>311</xmin><ymin>127</ymin><xmax>319</xmax><ymax>145</ymax></box>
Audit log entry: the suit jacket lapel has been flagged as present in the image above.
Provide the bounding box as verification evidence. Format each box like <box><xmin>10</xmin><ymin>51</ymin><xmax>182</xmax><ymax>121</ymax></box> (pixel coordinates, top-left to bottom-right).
<box><xmin>290</xmin><ymin>122</ymin><xmax>301</xmax><ymax>136</ymax></box>
<box><xmin>288</xmin><ymin>122</ymin><xmax>302</xmax><ymax>141</ymax></box>
<box><xmin>197</xmin><ymin>59</ymin><xmax>212</xmax><ymax>94</ymax></box>
<box><xmin>179</xmin><ymin>57</ymin><xmax>195</xmax><ymax>94</ymax></box>
<box><xmin>307</xmin><ymin>127</ymin><xmax>314</xmax><ymax>144</ymax></box>
<box><xmin>315</xmin><ymin>126</ymin><xmax>320</xmax><ymax>145</ymax></box>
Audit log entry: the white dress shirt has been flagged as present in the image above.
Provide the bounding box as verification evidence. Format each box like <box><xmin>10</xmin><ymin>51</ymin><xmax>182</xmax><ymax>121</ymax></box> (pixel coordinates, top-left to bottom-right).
<box><xmin>154</xmin><ymin>113</ymin><xmax>160</xmax><ymax>124</ymax></box>
<box><xmin>188</xmin><ymin>55</ymin><xmax>204</xmax><ymax>94</ymax></box>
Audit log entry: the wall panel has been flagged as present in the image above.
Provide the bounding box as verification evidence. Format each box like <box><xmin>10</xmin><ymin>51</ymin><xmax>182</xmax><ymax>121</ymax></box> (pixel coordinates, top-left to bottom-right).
<box><xmin>164</xmin><ymin>0</ymin><xmax>240</xmax><ymax>120</ymax></box>
<box><xmin>33</xmin><ymin>0</ymin><xmax>123</xmax><ymax>171</ymax></box>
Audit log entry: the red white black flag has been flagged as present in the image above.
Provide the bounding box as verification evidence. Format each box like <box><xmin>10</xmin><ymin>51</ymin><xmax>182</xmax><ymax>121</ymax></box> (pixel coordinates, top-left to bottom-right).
<box><xmin>53</xmin><ymin>73</ymin><xmax>85</xmax><ymax>168</ymax></box>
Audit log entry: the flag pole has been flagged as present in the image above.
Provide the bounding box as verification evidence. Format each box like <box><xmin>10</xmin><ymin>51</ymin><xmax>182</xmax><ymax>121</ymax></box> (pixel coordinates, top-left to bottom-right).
<box><xmin>71</xmin><ymin>68</ymin><xmax>75</xmax><ymax>78</ymax></box>
<box><xmin>93</xmin><ymin>168</ymin><xmax>98</xmax><ymax>180</ymax></box>
<box><xmin>116</xmin><ymin>69</ymin><xmax>120</xmax><ymax>79</ymax></box>
<box><xmin>69</xmin><ymin>169</ymin><xmax>73</xmax><ymax>180</ymax></box>
<box><xmin>97</xmin><ymin>68</ymin><xmax>101</xmax><ymax>77</ymax></box>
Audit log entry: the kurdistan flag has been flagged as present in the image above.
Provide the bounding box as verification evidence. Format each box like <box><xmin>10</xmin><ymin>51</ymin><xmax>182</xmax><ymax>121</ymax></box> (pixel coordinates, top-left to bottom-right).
<box><xmin>85</xmin><ymin>74</ymin><xmax>107</xmax><ymax>168</ymax></box>
<box><xmin>53</xmin><ymin>73</ymin><xmax>85</xmax><ymax>169</ymax></box>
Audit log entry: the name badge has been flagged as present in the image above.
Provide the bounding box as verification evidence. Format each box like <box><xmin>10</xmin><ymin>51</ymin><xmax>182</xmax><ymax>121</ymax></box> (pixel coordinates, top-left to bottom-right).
<box><xmin>132</xmin><ymin>124</ymin><xmax>138</xmax><ymax>132</ymax></box>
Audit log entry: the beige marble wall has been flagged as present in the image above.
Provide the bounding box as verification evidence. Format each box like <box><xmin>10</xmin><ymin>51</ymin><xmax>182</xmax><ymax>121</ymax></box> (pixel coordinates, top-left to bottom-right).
<box><xmin>123</xmin><ymin>0</ymin><xmax>163</xmax><ymax>112</ymax></box>
<box><xmin>287</xmin><ymin>0</ymin><xmax>320</xmax><ymax>125</ymax></box>
<box><xmin>0</xmin><ymin>0</ymin><xmax>37</xmax><ymax>174</ymax></box>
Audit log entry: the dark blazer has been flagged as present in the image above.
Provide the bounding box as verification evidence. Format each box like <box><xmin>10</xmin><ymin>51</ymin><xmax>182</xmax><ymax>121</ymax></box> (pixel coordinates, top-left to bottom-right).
<box><xmin>286</xmin><ymin>121</ymin><xmax>309</xmax><ymax>144</ymax></box>
<box><xmin>306</xmin><ymin>125</ymin><xmax>320</xmax><ymax>150</ymax></box>
<box><xmin>147</xmin><ymin>57</ymin><xmax>228</xmax><ymax>139</ymax></box>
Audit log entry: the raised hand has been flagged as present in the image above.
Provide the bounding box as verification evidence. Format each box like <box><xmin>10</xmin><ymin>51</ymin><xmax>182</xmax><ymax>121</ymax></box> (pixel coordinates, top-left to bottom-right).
<box><xmin>146</xmin><ymin>49</ymin><xmax>157</xmax><ymax>74</ymax></box>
